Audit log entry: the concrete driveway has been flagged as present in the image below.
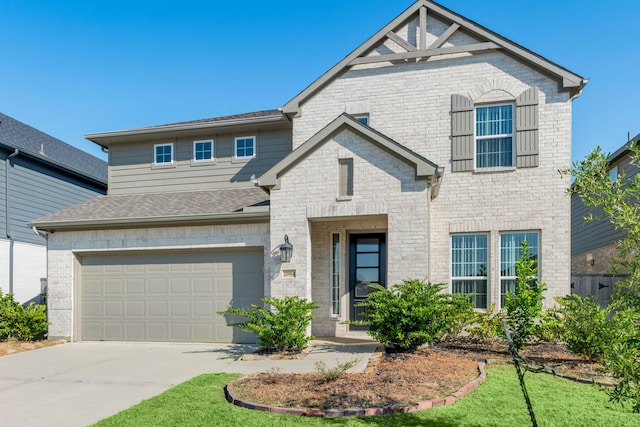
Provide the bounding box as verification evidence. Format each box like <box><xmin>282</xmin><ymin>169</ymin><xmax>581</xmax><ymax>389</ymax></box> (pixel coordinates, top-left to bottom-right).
<box><xmin>0</xmin><ymin>340</ymin><xmax>376</xmax><ymax>427</ymax></box>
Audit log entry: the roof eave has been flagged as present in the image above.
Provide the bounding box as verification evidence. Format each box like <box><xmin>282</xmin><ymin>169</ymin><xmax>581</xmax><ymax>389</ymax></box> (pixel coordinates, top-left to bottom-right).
<box><xmin>30</xmin><ymin>209</ymin><xmax>270</xmax><ymax>232</ymax></box>
<box><xmin>85</xmin><ymin>113</ymin><xmax>288</xmax><ymax>147</ymax></box>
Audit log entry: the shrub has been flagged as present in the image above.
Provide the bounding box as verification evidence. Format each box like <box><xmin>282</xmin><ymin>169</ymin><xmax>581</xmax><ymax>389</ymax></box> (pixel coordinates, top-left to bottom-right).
<box><xmin>503</xmin><ymin>241</ymin><xmax>546</xmax><ymax>350</ymax></box>
<box><xmin>465</xmin><ymin>303</ymin><xmax>503</xmax><ymax>341</ymax></box>
<box><xmin>554</xmin><ymin>294</ymin><xmax>608</xmax><ymax>361</ymax></box>
<box><xmin>601</xmin><ymin>308</ymin><xmax>640</xmax><ymax>412</ymax></box>
<box><xmin>218</xmin><ymin>296</ymin><xmax>319</xmax><ymax>352</ymax></box>
<box><xmin>0</xmin><ymin>290</ymin><xmax>48</xmax><ymax>341</ymax></box>
<box><xmin>314</xmin><ymin>358</ymin><xmax>360</xmax><ymax>383</ymax></box>
<box><xmin>355</xmin><ymin>279</ymin><xmax>474</xmax><ymax>352</ymax></box>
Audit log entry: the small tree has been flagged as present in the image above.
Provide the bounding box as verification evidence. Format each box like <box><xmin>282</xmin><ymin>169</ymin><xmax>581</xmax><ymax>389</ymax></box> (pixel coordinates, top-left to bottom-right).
<box><xmin>570</xmin><ymin>141</ymin><xmax>640</xmax><ymax>411</ymax></box>
<box><xmin>503</xmin><ymin>241</ymin><xmax>546</xmax><ymax>350</ymax></box>
<box><xmin>218</xmin><ymin>296</ymin><xmax>319</xmax><ymax>352</ymax></box>
<box><xmin>354</xmin><ymin>279</ymin><xmax>474</xmax><ymax>352</ymax></box>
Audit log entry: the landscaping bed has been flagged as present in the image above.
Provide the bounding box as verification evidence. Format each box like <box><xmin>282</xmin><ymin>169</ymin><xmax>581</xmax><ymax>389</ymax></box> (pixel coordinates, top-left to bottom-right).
<box><xmin>229</xmin><ymin>340</ymin><xmax>615</xmax><ymax>412</ymax></box>
<box><xmin>0</xmin><ymin>339</ymin><xmax>67</xmax><ymax>356</ymax></box>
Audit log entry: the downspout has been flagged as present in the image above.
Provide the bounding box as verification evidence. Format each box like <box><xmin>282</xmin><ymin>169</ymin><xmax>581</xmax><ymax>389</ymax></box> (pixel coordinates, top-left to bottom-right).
<box><xmin>32</xmin><ymin>226</ymin><xmax>49</xmax><ymax>306</ymax></box>
<box><xmin>6</xmin><ymin>148</ymin><xmax>19</xmax><ymax>294</ymax></box>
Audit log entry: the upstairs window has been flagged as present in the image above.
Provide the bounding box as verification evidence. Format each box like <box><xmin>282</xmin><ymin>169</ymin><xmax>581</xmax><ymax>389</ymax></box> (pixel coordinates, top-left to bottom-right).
<box><xmin>234</xmin><ymin>136</ymin><xmax>256</xmax><ymax>160</ymax></box>
<box><xmin>154</xmin><ymin>143</ymin><xmax>174</xmax><ymax>165</ymax></box>
<box><xmin>193</xmin><ymin>140</ymin><xmax>214</xmax><ymax>162</ymax></box>
<box><xmin>475</xmin><ymin>104</ymin><xmax>514</xmax><ymax>168</ymax></box>
<box><xmin>354</xmin><ymin>114</ymin><xmax>369</xmax><ymax>126</ymax></box>
<box><xmin>338</xmin><ymin>159</ymin><xmax>354</xmax><ymax>198</ymax></box>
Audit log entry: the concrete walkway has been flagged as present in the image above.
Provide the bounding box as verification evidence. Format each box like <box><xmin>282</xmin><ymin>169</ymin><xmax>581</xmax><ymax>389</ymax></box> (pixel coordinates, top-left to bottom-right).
<box><xmin>0</xmin><ymin>339</ymin><xmax>378</xmax><ymax>427</ymax></box>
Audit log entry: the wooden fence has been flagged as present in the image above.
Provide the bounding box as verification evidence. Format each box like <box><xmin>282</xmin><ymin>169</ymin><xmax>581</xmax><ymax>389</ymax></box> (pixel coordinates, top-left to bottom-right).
<box><xmin>570</xmin><ymin>273</ymin><xmax>625</xmax><ymax>308</ymax></box>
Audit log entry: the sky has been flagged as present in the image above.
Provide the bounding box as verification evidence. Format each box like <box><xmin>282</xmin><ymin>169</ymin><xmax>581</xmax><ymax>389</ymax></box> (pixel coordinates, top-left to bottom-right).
<box><xmin>1</xmin><ymin>0</ymin><xmax>638</xmax><ymax>164</ymax></box>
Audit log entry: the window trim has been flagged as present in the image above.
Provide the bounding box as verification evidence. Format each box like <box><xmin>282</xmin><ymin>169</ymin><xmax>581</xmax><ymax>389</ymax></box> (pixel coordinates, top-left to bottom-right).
<box><xmin>330</xmin><ymin>232</ymin><xmax>341</xmax><ymax>317</ymax></box>
<box><xmin>499</xmin><ymin>231</ymin><xmax>540</xmax><ymax>308</ymax></box>
<box><xmin>234</xmin><ymin>136</ymin><xmax>257</xmax><ymax>161</ymax></box>
<box><xmin>192</xmin><ymin>139</ymin><xmax>215</xmax><ymax>163</ymax></box>
<box><xmin>337</xmin><ymin>158</ymin><xmax>354</xmax><ymax>200</ymax></box>
<box><xmin>153</xmin><ymin>143</ymin><xmax>174</xmax><ymax>166</ymax></box>
<box><xmin>450</xmin><ymin>233</ymin><xmax>489</xmax><ymax>310</ymax></box>
<box><xmin>474</xmin><ymin>103</ymin><xmax>515</xmax><ymax>169</ymax></box>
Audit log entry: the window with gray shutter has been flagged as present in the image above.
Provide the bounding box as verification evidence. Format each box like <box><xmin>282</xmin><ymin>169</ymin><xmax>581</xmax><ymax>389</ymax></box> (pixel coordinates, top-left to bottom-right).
<box><xmin>451</xmin><ymin>94</ymin><xmax>474</xmax><ymax>172</ymax></box>
<box><xmin>515</xmin><ymin>87</ymin><xmax>539</xmax><ymax>168</ymax></box>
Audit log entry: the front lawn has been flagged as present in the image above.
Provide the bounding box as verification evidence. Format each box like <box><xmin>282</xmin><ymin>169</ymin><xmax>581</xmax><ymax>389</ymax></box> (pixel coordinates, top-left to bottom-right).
<box><xmin>92</xmin><ymin>365</ymin><xmax>637</xmax><ymax>427</ymax></box>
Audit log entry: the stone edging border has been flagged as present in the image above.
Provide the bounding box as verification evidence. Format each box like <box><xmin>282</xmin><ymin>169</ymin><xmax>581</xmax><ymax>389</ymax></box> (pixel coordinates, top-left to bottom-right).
<box><xmin>224</xmin><ymin>360</ymin><xmax>486</xmax><ymax>418</ymax></box>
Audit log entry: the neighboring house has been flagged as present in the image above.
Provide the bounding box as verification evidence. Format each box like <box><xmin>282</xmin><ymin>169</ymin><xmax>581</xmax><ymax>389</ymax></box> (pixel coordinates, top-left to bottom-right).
<box><xmin>0</xmin><ymin>112</ymin><xmax>107</xmax><ymax>304</ymax></box>
<box><xmin>32</xmin><ymin>0</ymin><xmax>587</xmax><ymax>343</ymax></box>
<box><xmin>570</xmin><ymin>133</ymin><xmax>639</xmax><ymax>303</ymax></box>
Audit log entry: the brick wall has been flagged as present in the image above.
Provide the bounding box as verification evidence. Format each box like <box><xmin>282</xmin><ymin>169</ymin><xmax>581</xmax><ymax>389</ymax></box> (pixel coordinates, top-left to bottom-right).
<box><xmin>290</xmin><ymin>49</ymin><xmax>572</xmax><ymax>309</ymax></box>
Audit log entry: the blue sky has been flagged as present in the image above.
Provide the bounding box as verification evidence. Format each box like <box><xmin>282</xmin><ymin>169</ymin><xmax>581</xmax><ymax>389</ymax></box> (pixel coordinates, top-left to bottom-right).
<box><xmin>1</xmin><ymin>0</ymin><xmax>638</xmax><ymax>164</ymax></box>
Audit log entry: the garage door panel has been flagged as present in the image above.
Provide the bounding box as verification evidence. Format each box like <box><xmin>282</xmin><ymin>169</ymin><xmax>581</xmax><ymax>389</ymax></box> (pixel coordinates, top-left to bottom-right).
<box><xmin>148</xmin><ymin>300</ymin><xmax>168</xmax><ymax>316</ymax></box>
<box><xmin>171</xmin><ymin>301</ymin><xmax>190</xmax><ymax>317</ymax></box>
<box><xmin>148</xmin><ymin>279</ymin><xmax>168</xmax><ymax>295</ymax></box>
<box><xmin>80</xmin><ymin>250</ymin><xmax>264</xmax><ymax>343</ymax></box>
<box><xmin>126</xmin><ymin>301</ymin><xmax>145</xmax><ymax>316</ymax></box>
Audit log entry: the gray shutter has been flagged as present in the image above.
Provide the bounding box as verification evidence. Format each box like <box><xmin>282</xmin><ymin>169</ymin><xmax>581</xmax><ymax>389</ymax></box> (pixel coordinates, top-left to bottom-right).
<box><xmin>516</xmin><ymin>87</ymin><xmax>539</xmax><ymax>168</ymax></box>
<box><xmin>451</xmin><ymin>94</ymin><xmax>474</xmax><ymax>172</ymax></box>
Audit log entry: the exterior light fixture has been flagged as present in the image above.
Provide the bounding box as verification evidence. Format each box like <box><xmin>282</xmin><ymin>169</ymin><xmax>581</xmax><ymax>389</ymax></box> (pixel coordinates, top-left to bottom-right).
<box><xmin>280</xmin><ymin>235</ymin><xmax>293</xmax><ymax>263</ymax></box>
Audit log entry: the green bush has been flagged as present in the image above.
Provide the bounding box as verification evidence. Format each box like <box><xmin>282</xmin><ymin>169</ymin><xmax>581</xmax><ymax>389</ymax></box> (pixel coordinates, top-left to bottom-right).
<box><xmin>465</xmin><ymin>303</ymin><xmax>503</xmax><ymax>341</ymax></box>
<box><xmin>503</xmin><ymin>241</ymin><xmax>546</xmax><ymax>350</ymax></box>
<box><xmin>601</xmin><ymin>308</ymin><xmax>640</xmax><ymax>412</ymax></box>
<box><xmin>218</xmin><ymin>296</ymin><xmax>319</xmax><ymax>352</ymax></box>
<box><xmin>0</xmin><ymin>290</ymin><xmax>48</xmax><ymax>341</ymax></box>
<box><xmin>555</xmin><ymin>294</ymin><xmax>608</xmax><ymax>361</ymax></box>
<box><xmin>355</xmin><ymin>279</ymin><xmax>474</xmax><ymax>352</ymax></box>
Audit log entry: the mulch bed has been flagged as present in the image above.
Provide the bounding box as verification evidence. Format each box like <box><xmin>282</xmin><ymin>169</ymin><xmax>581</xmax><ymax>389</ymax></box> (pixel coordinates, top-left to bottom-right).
<box><xmin>229</xmin><ymin>340</ymin><xmax>615</xmax><ymax>412</ymax></box>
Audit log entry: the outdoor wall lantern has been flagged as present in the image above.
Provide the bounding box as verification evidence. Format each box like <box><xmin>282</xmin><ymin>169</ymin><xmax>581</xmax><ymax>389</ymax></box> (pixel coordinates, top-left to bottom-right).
<box><xmin>280</xmin><ymin>235</ymin><xmax>293</xmax><ymax>263</ymax></box>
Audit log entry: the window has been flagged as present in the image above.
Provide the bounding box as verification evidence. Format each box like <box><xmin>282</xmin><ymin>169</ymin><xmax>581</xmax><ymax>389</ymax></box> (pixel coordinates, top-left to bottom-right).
<box><xmin>234</xmin><ymin>136</ymin><xmax>256</xmax><ymax>159</ymax></box>
<box><xmin>338</xmin><ymin>159</ymin><xmax>354</xmax><ymax>198</ymax></box>
<box><xmin>609</xmin><ymin>166</ymin><xmax>618</xmax><ymax>183</ymax></box>
<box><xmin>154</xmin><ymin>143</ymin><xmax>174</xmax><ymax>165</ymax></box>
<box><xmin>451</xmin><ymin>234</ymin><xmax>488</xmax><ymax>309</ymax></box>
<box><xmin>193</xmin><ymin>140</ymin><xmax>214</xmax><ymax>162</ymax></box>
<box><xmin>475</xmin><ymin>104</ymin><xmax>514</xmax><ymax>168</ymax></box>
<box><xmin>500</xmin><ymin>232</ymin><xmax>539</xmax><ymax>306</ymax></box>
<box><xmin>331</xmin><ymin>233</ymin><xmax>341</xmax><ymax>316</ymax></box>
<box><xmin>354</xmin><ymin>114</ymin><xmax>369</xmax><ymax>125</ymax></box>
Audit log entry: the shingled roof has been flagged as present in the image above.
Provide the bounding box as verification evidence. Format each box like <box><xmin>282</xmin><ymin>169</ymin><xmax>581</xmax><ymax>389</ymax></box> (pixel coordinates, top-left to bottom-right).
<box><xmin>0</xmin><ymin>112</ymin><xmax>107</xmax><ymax>185</ymax></box>
<box><xmin>30</xmin><ymin>187</ymin><xmax>270</xmax><ymax>230</ymax></box>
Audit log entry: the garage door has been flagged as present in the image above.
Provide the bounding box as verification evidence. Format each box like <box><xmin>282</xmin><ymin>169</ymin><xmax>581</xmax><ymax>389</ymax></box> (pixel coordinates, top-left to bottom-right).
<box><xmin>79</xmin><ymin>250</ymin><xmax>264</xmax><ymax>343</ymax></box>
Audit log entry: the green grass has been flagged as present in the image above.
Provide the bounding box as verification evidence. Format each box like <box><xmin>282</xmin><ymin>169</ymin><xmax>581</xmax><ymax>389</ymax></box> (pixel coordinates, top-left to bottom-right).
<box><xmin>92</xmin><ymin>366</ymin><xmax>637</xmax><ymax>427</ymax></box>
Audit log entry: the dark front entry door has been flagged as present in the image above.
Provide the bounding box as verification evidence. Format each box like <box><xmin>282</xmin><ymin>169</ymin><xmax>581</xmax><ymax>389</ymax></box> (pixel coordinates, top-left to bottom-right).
<box><xmin>349</xmin><ymin>233</ymin><xmax>386</xmax><ymax>329</ymax></box>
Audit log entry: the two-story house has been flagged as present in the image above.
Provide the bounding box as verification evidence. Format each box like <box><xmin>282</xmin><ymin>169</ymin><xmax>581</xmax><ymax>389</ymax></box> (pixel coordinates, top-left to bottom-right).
<box><xmin>0</xmin><ymin>112</ymin><xmax>107</xmax><ymax>304</ymax></box>
<box><xmin>32</xmin><ymin>0</ymin><xmax>586</xmax><ymax>343</ymax></box>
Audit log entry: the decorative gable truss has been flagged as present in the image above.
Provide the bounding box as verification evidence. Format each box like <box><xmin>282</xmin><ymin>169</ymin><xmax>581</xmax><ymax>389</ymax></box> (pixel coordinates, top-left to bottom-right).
<box><xmin>283</xmin><ymin>0</ymin><xmax>586</xmax><ymax>115</ymax></box>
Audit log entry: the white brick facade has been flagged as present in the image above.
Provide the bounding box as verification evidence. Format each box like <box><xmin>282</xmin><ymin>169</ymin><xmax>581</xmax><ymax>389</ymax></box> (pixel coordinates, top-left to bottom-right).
<box><xmin>289</xmin><ymin>53</ymin><xmax>572</xmax><ymax>310</ymax></box>
<box><xmin>46</xmin><ymin>224</ymin><xmax>269</xmax><ymax>339</ymax></box>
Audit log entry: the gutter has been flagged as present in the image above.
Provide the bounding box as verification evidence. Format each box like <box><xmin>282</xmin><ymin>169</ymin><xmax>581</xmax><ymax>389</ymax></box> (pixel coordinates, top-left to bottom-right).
<box><xmin>85</xmin><ymin>113</ymin><xmax>287</xmax><ymax>147</ymax></box>
<box><xmin>29</xmin><ymin>208</ymin><xmax>271</xmax><ymax>232</ymax></box>
<box><xmin>5</xmin><ymin>148</ymin><xmax>19</xmax><ymax>294</ymax></box>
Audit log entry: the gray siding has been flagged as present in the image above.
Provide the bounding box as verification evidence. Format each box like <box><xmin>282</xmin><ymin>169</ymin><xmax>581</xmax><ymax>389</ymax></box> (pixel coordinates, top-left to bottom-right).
<box><xmin>108</xmin><ymin>127</ymin><xmax>293</xmax><ymax>195</ymax></box>
<box><xmin>7</xmin><ymin>156</ymin><xmax>105</xmax><ymax>245</ymax></box>
<box><xmin>571</xmin><ymin>154</ymin><xmax>634</xmax><ymax>255</ymax></box>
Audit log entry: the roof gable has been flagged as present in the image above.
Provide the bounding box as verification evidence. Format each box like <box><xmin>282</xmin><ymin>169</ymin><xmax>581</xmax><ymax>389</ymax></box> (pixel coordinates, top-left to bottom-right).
<box><xmin>283</xmin><ymin>0</ymin><xmax>586</xmax><ymax>114</ymax></box>
<box><xmin>258</xmin><ymin>113</ymin><xmax>440</xmax><ymax>188</ymax></box>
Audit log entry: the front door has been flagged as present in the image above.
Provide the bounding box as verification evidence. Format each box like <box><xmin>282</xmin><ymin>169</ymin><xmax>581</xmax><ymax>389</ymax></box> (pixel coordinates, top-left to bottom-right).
<box><xmin>349</xmin><ymin>233</ymin><xmax>386</xmax><ymax>329</ymax></box>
